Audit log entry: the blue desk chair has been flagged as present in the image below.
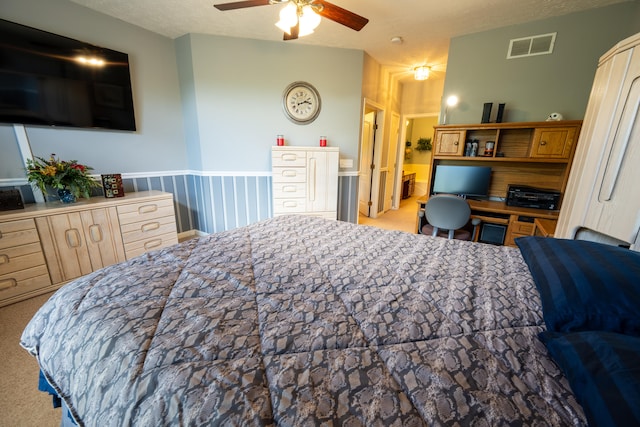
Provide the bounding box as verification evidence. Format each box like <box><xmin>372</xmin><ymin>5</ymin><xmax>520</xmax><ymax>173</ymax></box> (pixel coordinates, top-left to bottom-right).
<box><xmin>419</xmin><ymin>194</ymin><xmax>480</xmax><ymax>240</ymax></box>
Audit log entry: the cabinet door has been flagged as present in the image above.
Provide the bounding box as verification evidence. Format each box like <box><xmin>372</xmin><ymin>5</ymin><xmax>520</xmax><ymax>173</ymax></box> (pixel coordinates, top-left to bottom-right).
<box><xmin>37</xmin><ymin>208</ymin><xmax>125</xmax><ymax>284</ymax></box>
<box><xmin>434</xmin><ymin>131</ymin><xmax>465</xmax><ymax>155</ymax></box>
<box><xmin>37</xmin><ymin>213</ymin><xmax>93</xmax><ymax>283</ymax></box>
<box><xmin>557</xmin><ymin>35</ymin><xmax>640</xmax><ymax>247</ymax></box>
<box><xmin>80</xmin><ymin>207</ymin><xmax>126</xmax><ymax>270</ymax></box>
<box><xmin>531</xmin><ymin>127</ymin><xmax>577</xmax><ymax>158</ymax></box>
<box><xmin>306</xmin><ymin>150</ymin><xmax>339</xmax><ymax>216</ymax></box>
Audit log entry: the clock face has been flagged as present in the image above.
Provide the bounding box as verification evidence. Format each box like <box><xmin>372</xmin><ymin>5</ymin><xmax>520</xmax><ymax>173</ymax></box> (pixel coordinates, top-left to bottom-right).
<box><xmin>282</xmin><ymin>82</ymin><xmax>321</xmax><ymax>124</ymax></box>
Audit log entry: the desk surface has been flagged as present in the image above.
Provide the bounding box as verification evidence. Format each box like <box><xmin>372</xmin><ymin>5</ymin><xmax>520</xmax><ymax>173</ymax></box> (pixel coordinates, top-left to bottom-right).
<box><xmin>416</xmin><ymin>196</ymin><xmax>560</xmax><ymax>219</ymax></box>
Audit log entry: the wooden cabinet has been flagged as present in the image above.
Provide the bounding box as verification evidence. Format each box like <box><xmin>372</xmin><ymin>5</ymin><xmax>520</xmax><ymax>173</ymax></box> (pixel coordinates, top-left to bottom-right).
<box><xmin>272</xmin><ymin>147</ymin><xmax>339</xmax><ymax>219</ymax></box>
<box><xmin>423</xmin><ymin>121</ymin><xmax>581</xmax><ymax>246</ymax></box>
<box><xmin>434</xmin><ymin>130</ymin><xmax>465</xmax><ymax>155</ymax></box>
<box><xmin>557</xmin><ymin>32</ymin><xmax>640</xmax><ymax>250</ymax></box>
<box><xmin>36</xmin><ymin>207</ymin><xmax>125</xmax><ymax>284</ymax></box>
<box><xmin>0</xmin><ymin>191</ymin><xmax>178</xmax><ymax>307</ymax></box>
<box><xmin>531</xmin><ymin>127</ymin><xmax>577</xmax><ymax>158</ymax></box>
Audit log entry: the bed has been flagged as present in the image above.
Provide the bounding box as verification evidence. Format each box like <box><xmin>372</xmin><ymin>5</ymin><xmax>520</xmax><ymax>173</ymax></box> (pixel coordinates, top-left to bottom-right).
<box><xmin>20</xmin><ymin>215</ymin><xmax>640</xmax><ymax>426</ymax></box>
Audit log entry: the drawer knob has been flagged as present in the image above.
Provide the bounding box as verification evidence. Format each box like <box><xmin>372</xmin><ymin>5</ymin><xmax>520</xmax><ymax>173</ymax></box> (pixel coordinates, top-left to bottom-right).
<box><xmin>144</xmin><ymin>239</ymin><xmax>163</xmax><ymax>250</ymax></box>
<box><xmin>141</xmin><ymin>222</ymin><xmax>160</xmax><ymax>232</ymax></box>
<box><xmin>0</xmin><ymin>254</ymin><xmax>8</xmax><ymax>265</ymax></box>
<box><xmin>282</xmin><ymin>170</ymin><xmax>297</xmax><ymax>178</ymax></box>
<box><xmin>0</xmin><ymin>278</ymin><xmax>17</xmax><ymax>292</ymax></box>
<box><xmin>138</xmin><ymin>204</ymin><xmax>159</xmax><ymax>214</ymax></box>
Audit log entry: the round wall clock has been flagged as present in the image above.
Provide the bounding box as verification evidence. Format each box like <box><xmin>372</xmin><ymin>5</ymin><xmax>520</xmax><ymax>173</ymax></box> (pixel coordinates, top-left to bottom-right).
<box><xmin>282</xmin><ymin>81</ymin><xmax>321</xmax><ymax>124</ymax></box>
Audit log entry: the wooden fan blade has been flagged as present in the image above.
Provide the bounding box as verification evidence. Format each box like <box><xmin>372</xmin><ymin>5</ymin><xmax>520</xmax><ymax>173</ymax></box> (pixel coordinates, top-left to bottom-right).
<box><xmin>315</xmin><ymin>1</ymin><xmax>368</xmax><ymax>31</ymax></box>
<box><xmin>213</xmin><ymin>0</ymin><xmax>271</xmax><ymax>11</ymax></box>
<box><xmin>283</xmin><ymin>22</ymin><xmax>299</xmax><ymax>40</ymax></box>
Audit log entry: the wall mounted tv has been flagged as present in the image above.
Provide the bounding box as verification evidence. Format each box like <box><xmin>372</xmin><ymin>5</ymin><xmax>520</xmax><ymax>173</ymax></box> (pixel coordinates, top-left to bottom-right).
<box><xmin>432</xmin><ymin>165</ymin><xmax>492</xmax><ymax>198</ymax></box>
<box><xmin>0</xmin><ymin>19</ymin><xmax>136</xmax><ymax>131</ymax></box>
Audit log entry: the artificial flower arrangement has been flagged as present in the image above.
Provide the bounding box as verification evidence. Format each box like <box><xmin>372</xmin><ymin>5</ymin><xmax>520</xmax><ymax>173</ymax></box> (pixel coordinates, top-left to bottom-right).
<box><xmin>26</xmin><ymin>154</ymin><xmax>101</xmax><ymax>200</ymax></box>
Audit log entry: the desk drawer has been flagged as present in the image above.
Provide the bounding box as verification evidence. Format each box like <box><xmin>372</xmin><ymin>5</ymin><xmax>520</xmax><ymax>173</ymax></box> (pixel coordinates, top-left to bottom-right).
<box><xmin>511</xmin><ymin>221</ymin><xmax>534</xmax><ymax>234</ymax></box>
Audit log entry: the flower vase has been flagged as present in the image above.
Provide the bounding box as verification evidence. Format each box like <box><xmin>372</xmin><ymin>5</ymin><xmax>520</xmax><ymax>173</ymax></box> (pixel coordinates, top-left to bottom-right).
<box><xmin>57</xmin><ymin>188</ymin><xmax>76</xmax><ymax>204</ymax></box>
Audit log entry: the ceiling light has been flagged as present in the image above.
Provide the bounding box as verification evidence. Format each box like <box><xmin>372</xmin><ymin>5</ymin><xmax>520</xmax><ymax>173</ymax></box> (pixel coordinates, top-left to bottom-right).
<box><xmin>390</xmin><ymin>36</ymin><xmax>403</xmax><ymax>45</ymax></box>
<box><xmin>414</xmin><ymin>66</ymin><xmax>430</xmax><ymax>81</ymax></box>
<box><xmin>275</xmin><ymin>1</ymin><xmax>322</xmax><ymax>38</ymax></box>
<box><xmin>275</xmin><ymin>3</ymin><xmax>298</xmax><ymax>34</ymax></box>
<box><xmin>298</xmin><ymin>5</ymin><xmax>321</xmax><ymax>37</ymax></box>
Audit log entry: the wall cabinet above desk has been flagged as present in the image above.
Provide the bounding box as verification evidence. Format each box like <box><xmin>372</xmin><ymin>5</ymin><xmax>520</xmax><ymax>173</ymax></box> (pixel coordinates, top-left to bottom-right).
<box><xmin>429</xmin><ymin>121</ymin><xmax>582</xmax><ymax>200</ymax></box>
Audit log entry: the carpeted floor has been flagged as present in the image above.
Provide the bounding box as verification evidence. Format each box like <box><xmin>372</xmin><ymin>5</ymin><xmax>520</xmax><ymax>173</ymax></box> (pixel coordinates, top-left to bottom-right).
<box><xmin>358</xmin><ymin>195</ymin><xmax>421</xmax><ymax>233</ymax></box>
<box><xmin>0</xmin><ymin>292</ymin><xmax>61</xmax><ymax>427</ymax></box>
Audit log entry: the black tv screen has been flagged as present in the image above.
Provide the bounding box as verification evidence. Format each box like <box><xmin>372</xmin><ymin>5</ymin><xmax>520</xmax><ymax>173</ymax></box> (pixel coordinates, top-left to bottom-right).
<box><xmin>432</xmin><ymin>165</ymin><xmax>492</xmax><ymax>197</ymax></box>
<box><xmin>0</xmin><ymin>19</ymin><xmax>136</xmax><ymax>131</ymax></box>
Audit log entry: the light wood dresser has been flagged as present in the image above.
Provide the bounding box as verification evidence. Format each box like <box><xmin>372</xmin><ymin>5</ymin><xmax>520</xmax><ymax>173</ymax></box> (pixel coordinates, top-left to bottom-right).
<box><xmin>0</xmin><ymin>190</ymin><xmax>178</xmax><ymax>307</ymax></box>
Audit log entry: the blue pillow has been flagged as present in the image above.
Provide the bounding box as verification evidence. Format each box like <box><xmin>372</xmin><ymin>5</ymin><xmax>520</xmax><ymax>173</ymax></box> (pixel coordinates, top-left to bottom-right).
<box><xmin>516</xmin><ymin>236</ymin><xmax>640</xmax><ymax>335</ymax></box>
<box><xmin>540</xmin><ymin>331</ymin><xmax>640</xmax><ymax>427</ymax></box>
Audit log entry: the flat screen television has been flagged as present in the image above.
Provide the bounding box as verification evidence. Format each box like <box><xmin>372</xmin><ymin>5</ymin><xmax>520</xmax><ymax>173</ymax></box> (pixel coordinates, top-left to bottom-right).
<box><xmin>432</xmin><ymin>165</ymin><xmax>492</xmax><ymax>198</ymax></box>
<box><xmin>0</xmin><ymin>19</ymin><xmax>136</xmax><ymax>131</ymax></box>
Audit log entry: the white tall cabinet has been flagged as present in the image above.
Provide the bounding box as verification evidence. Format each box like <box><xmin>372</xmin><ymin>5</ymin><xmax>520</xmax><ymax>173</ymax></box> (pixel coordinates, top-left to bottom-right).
<box><xmin>271</xmin><ymin>147</ymin><xmax>339</xmax><ymax>219</ymax></box>
<box><xmin>557</xmin><ymin>32</ymin><xmax>640</xmax><ymax>251</ymax></box>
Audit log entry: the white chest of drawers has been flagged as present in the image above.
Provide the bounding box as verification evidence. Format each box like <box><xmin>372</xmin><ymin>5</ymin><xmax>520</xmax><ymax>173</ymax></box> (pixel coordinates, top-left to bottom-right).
<box><xmin>272</xmin><ymin>147</ymin><xmax>339</xmax><ymax>220</ymax></box>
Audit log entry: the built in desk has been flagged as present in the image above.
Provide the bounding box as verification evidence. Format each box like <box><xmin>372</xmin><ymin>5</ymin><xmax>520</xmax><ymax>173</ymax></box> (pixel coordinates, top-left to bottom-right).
<box><xmin>416</xmin><ymin>196</ymin><xmax>559</xmax><ymax>246</ymax></box>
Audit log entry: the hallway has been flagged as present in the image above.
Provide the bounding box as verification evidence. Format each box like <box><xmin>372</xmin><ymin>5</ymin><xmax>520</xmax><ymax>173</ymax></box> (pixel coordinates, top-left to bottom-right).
<box><xmin>358</xmin><ymin>195</ymin><xmax>421</xmax><ymax>234</ymax></box>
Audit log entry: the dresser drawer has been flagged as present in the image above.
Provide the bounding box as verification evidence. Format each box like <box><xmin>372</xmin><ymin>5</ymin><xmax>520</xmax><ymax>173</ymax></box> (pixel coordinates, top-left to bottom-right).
<box><xmin>0</xmin><ymin>219</ymin><xmax>40</xmax><ymax>249</ymax></box>
<box><xmin>274</xmin><ymin>198</ymin><xmax>306</xmax><ymax>213</ymax></box>
<box><xmin>123</xmin><ymin>233</ymin><xmax>179</xmax><ymax>259</ymax></box>
<box><xmin>0</xmin><ymin>266</ymin><xmax>52</xmax><ymax>300</ymax></box>
<box><xmin>272</xmin><ymin>151</ymin><xmax>307</xmax><ymax>167</ymax></box>
<box><xmin>0</xmin><ymin>243</ymin><xmax>47</xmax><ymax>275</ymax></box>
<box><xmin>120</xmin><ymin>216</ymin><xmax>177</xmax><ymax>244</ymax></box>
<box><xmin>272</xmin><ymin>167</ymin><xmax>306</xmax><ymax>183</ymax></box>
<box><xmin>273</xmin><ymin>182</ymin><xmax>306</xmax><ymax>199</ymax></box>
<box><xmin>117</xmin><ymin>198</ymin><xmax>175</xmax><ymax>225</ymax></box>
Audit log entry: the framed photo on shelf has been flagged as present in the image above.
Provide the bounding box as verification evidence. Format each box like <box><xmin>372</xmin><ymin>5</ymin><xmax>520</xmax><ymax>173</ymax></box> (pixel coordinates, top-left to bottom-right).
<box><xmin>101</xmin><ymin>174</ymin><xmax>124</xmax><ymax>198</ymax></box>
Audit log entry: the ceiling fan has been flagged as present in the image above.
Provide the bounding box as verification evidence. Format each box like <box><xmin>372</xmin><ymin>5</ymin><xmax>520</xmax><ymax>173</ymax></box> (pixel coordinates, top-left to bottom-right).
<box><xmin>213</xmin><ymin>0</ymin><xmax>369</xmax><ymax>40</ymax></box>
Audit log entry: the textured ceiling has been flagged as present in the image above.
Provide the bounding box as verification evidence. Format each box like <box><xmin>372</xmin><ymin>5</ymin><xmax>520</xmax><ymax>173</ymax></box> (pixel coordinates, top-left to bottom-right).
<box><xmin>69</xmin><ymin>0</ymin><xmax>630</xmax><ymax>80</ymax></box>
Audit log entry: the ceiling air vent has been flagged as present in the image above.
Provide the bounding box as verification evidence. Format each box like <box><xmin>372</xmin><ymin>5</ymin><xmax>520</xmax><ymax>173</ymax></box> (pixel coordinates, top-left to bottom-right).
<box><xmin>507</xmin><ymin>32</ymin><xmax>556</xmax><ymax>59</ymax></box>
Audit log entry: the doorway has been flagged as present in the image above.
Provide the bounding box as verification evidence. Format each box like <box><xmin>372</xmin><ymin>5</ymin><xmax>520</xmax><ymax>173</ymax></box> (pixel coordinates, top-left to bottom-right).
<box><xmin>358</xmin><ymin>99</ymin><xmax>385</xmax><ymax>219</ymax></box>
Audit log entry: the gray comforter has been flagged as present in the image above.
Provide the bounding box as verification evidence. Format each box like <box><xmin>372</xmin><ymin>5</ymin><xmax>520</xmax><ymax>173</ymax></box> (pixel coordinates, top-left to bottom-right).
<box><xmin>21</xmin><ymin>215</ymin><xmax>586</xmax><ymax>426</ymax></box>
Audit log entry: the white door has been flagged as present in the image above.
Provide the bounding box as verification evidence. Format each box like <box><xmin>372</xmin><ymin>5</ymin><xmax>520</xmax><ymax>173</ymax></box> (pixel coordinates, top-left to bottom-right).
<box><xmin>385</xmin><ymin>113</ymin><xmax>401</xmax><ymax>212</ymax></box>
<box><xmin>359</xmin><ymin>112</ymin><xmax>375</xmax><ymax>216</ymax></box>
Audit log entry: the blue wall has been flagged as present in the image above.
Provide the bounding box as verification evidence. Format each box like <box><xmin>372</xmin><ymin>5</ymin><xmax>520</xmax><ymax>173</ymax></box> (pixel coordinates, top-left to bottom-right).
<box><xmin>5</xmin><ymin>173</ymin><xmax>359</xmax><ymax>235</ymax></box>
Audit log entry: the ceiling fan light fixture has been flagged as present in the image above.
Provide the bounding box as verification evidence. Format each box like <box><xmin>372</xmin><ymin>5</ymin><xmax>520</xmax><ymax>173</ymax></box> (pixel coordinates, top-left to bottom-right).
<box><xmin>275</xmin><ymin>2</ymin><xmax>298</xmax><ymax>34</ymax></box>
<box><xmin>299</xmin><ymin>5</ymin><xmax>321</xmax><ymax>36</ymax></box>
<box><xmin>414</xmin><ymin>66</ymin><xmax>430</xmax><ymax>81</ymax></box>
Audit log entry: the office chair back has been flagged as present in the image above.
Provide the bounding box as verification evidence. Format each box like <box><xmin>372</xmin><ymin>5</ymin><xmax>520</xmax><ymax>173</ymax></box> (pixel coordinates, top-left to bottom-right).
<box><xmin>422</xmin><ymin>194</ymin><xmax>474</xmax><ymax>240</ymax></box>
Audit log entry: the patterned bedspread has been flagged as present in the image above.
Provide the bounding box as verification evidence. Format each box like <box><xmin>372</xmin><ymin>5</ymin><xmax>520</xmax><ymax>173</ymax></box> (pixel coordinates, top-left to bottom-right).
<box><xmin>21</xmin><ymin>215</ymin><xmax>586</xmax><ymax>426</ymax></box>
